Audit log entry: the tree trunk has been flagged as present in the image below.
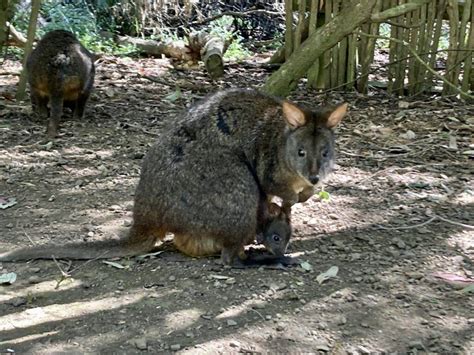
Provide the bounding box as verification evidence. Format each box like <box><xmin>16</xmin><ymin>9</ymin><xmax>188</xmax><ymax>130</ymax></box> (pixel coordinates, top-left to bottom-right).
<box><xmin>0</xmin><ymin>0</ymin><xmax>8</xmax><ymax>54</ymax></box>
<box><xmin>16</xmin><ymin>0</ymin><xmax>40</xmax><ymax>101</ymax></box>
<box><xmin>263</xmin><ymin>0</ymin><xmax>378</xmax><ymax>96</ymax></box>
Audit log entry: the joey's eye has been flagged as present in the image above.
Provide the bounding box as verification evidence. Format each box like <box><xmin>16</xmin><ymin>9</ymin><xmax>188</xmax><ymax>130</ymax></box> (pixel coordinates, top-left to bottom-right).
<box><xmin>298</xmin><ymin>148</ymin><xmax>306</xmax><ymax>157</ymax></box>
<box><xmin>322</xmin><ymin>149</ymin><xmax>329</xmax><ymax>158</ymax></box>
<box><xmin>272</xmin><ymin>234</ymin><xmax>280</xmax><ymax>242</ymax></box>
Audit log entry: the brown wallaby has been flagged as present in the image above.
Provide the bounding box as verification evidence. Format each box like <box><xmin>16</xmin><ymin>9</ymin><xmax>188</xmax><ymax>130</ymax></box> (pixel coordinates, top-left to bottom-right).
<box><xmin>0</xmin><ymin>89</ymin><xmax>346</xmax><ymax>265</ymax></box>
<box><xmin>26</xmin><ymin>29</ymin><xmax>95</xmax><ymax>137</ymax></box>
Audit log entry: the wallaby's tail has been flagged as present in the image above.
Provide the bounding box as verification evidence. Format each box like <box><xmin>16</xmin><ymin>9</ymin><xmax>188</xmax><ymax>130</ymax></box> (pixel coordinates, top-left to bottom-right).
<box><xmin>0</xmin><ymin>228</ymin><xmax>162</xmax><ymax>262</ymax></box>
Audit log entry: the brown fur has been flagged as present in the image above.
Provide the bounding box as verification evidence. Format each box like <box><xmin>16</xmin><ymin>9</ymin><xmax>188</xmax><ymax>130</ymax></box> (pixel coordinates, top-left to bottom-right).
<box><xmin>26</xmin><ymin>30</ymin><xmax>95</xmax><ymax>137</ymax></box>
<box><xmin>0</xmin><ymin>89</ymin><xmax>346</xmax><ymax>265</ymax></box>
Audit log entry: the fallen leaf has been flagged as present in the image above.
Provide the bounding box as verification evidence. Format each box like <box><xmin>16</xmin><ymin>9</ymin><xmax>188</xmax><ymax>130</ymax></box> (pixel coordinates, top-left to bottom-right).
<box><xmin>300</xmin><ymin>261</ymin><xmax>313</xmax><ymax>272</ymax></box>
<box><xmin>135</xmin><ymin>251</ymin><xmax>164</xmax><ymax>260</ymax></box>
<box><xmin>400</xmin><ymin>130</ymin><xmax>416</xmax><ymax>140</ymax></box>
<box><xmin>0</xmin><ymin>272</ymin><xmax>17</xmax><ymax>285</ymax></box>
<box><xmin>433</xmin><ymin>272</ymin><xmax>474</xmax><ymax>287</ymax></box>
<box><xmin>164</xmin><ymin>87</ymin><xmax>182</xmax><ymax>102</ymax></box>
<box><xmin>0</xmin><ymin>197</ymin><xmax>17</xmax><ymax>210</ymax></box>
<box><xmin>102</xmin><ymin>261</ymin><xmax>125</xmax><ymax>269</ymax></box>
<box><xmin>460</xmin><ymin>284</ymin><xmax>474</xmax><ymax>294</ymax></box>
<box><xmin>316</xmin><ymin>266</ymin><xmax>339</xmax><ymax>284</ymax></box>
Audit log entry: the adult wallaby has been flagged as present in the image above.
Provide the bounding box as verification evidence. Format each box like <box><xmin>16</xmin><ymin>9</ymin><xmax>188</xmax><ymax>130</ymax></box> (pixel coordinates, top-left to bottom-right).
<box><xmin>0</xmin><ymin>89</ymin><xmax>347</xmax><ymax>265</ymax></box>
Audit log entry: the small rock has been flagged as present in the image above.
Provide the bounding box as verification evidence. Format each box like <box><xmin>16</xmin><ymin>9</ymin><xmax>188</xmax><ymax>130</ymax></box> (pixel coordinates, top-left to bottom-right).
<box><xmin>169</xmin><ymin>276</ymin><xmax>176</xmax><ymax>282</ymax></box>
<box><xmin>357</xmin><ymin>345</ymin><xmax>371</xmax><ymax>354</ymax></box>
<box><xmin>227</xmin><ymin>319</ymin><xmax>237</xmax><ymax>326</ymax></box>
<box><xmin>28</xmin><ymin>276</ymin><xmax>40</xmax><ymax>284</ymax></box>
<box><xmin>409</xmin><ymin>340</ymin><xmax>425</xmax><ymax>350</ymax></box>
<box><xmin>133</xmin><ymin>337</ymin><xmax>147</xmax><ymax>350</ymax></box>
<box><xmin>276</xmin><ymin>323</ymin><xmax>285</xmax><ymax>331</ymax></box>
<box><xmin>229</xmin><ymin>341</ymin><xmax>240</xmax><ymax>348</ymax></box>
<box><xmin>10</xmin><ymin>297</ymin><xmax>27</xmax><ymax>307</ymax></box>
<box><xmin>185</xmin><ymin>332</ymin><xmax>194</xmax><ymax>338</ymax></box>
<box><xmin>170</xmin><ymin>344</ymin><xmax>181</xmax><ymax>351</ymax></box>
<box><xmin>87</xmin><ymin>231</ymin><xmax>94</xmax><ymax>238</ymax></box>
<box><xmin>265</xmin><ymin>315</ymin><xmax>272</xmax><ymax>320</ymax></box>
<box><xmin>123</xmin><ymin>220</ymin><xmax>132</xmax><ymax>227</ymax></box>
<box><xmin>361</xmin><ymin>322</ymin><xmax>369</xmax><ymax>328</ymax></box>
<box><xmin>317</xmin><ymin>322</ymin><xmax>328</xmax><ymax>330</ymax></box>
<box><xmin>252</xmin><ymin>303</ymin><xmax>265</xmax><ymax>309</ymax></box>
<box><xmin>201</xmin><ymin>314</ymin><xmax>212</xmax><ymax>320</ymax></box>
<box><xmin>336</xmin><ymin>316</ymin><xmax>347</xmax><ymax>326</ymax></box>
<box><xmin>314</xmin><ymin>340</ymin><xmax>330</xmax><ymax>352</ymax></box>
<box><xmin>351</xmin><ymin>253</ymin><xmax>361</xmax><ymax>261</ymax></box>
<box><xmin>225</xmin><ymin>278</ymin><xmax>236</xmax><ymax>285</ymax></box>
<box><xmin>30</xmin><ymin>267</ymin><xmax>41</xmax><ymax>273</ymax></box>
<box><xmin>109</xmin><ymin>204</ymin><xmax>121</xmax><ymax>211</ymax></box>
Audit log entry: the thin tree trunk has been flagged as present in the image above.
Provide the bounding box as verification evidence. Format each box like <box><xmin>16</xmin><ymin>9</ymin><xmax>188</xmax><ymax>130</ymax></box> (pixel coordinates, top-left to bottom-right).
<box><xmin>461</xmin><ymin>1</ymin><xmax>473</xmax><ymax>95</ymax></box>
<box><xmin>285</xmin><ymin>0</ymin><xmax>294</xmax><ymax>60</ymax></box>
<box><xmin>444</xmin><ymin>0</ymin><xmax>460</xmax><ymax>94</ymax></box>
<box><xmin>294</xmin><ymin>0</ymin><xmax>306</xmax><ymax>50</ymax></box>
<box><xmin>16</xmin><ymin>0</ymin><xmax>40</xmax><ymax>101</ymax></box>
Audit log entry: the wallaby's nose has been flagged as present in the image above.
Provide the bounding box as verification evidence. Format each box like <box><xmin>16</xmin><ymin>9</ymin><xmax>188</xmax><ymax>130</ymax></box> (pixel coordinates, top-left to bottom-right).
<box><xmin>309</xmin><ymin>175</ymin><xmax>320</xmax><ymax>184</ymax></box>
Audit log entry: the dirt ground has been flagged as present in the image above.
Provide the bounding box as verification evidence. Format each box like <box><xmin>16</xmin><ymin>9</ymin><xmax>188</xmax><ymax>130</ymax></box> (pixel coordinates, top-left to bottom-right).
<box><xmin>0</xmin><ymin>55</ymin><xmax>473</xmax><ymax>354</ymax></box>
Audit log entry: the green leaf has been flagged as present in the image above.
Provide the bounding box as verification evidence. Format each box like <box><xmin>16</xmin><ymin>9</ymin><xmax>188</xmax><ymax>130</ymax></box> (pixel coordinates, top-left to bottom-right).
<box><xmin>460</xmin><ymin>284</ymin><xmax>474</xmax><ymax>294</ymax></box>
<box><xmin>318</xmin><ymin>190</ymin><xmax>330</xmax><ymax>200</ymax></box>
<box><xmin>164</xmin><ymin>87</ymin><xmax>182</xmax><ymax>102</ymax></box>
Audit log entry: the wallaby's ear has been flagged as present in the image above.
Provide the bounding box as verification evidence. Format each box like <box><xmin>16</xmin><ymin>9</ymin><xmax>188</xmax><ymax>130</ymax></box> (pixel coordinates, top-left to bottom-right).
<box><xmin>282</xmin><ymin>101</ymin><xmax>307</xmax><ymax>128</ymax></box>
<box><xmin>325</xmin><ymin>103</ymin><xmax>348</xmax><ymax>129</ymax></box>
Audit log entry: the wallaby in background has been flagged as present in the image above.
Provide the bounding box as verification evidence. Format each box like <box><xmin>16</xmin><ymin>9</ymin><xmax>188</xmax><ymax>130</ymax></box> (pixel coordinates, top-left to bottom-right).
<box><xmin>26</xmin><ymin>29</ymin><xmax>95</xmax><ymax>137</ymax></box>
<box><xmin>0</xmin><ymin>89</ymin><xmax>346</xmax><ymax>266</ymax></box>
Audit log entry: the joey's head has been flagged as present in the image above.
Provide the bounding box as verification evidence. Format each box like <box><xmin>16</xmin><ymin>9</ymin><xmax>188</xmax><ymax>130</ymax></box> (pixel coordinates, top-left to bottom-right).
<box><xmin>282</xmin><ymin>101</ymin><xmax>348</xmax><ymax>186</ymax></box>
<box><xmin>257</xmin><ymin>203</ymin><xmax>292</xmax><ymax>257</ymax></box>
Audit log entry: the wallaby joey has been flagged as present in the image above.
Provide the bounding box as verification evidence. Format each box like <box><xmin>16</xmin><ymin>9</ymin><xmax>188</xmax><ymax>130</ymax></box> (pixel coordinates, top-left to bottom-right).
<box><xmin>0</xmin><ymin>89</ymin><xmax>347</xmax><ymax>266</ymax></box>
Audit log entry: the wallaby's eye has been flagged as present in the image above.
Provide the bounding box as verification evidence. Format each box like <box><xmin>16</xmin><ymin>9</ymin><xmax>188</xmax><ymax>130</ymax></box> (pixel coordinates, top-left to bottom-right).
<box><xmin>298</xmin><ymin>148</ymin><xmax>306</xmax><ymax>157</ymax></box>
<box><xmin>322</xmin><ymin>148</ymin><xmax>329</xmax><ymax>158</ymax></box>
<box><xmin>272</xmin><ymin>234</ymin><xmax>280</xmax><ymax>242</ymax></box>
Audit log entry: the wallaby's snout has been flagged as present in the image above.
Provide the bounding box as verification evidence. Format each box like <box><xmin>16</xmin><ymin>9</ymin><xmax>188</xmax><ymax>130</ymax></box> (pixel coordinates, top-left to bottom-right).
<box><xmin>309</xmin><ymin>175</ymin><xmax>320</xmax><ymax>185</ymax></box>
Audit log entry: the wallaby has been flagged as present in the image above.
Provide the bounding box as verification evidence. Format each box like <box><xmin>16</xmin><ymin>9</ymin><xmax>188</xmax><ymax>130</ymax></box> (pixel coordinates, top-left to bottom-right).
<box><xmin>0</xmin><ymin>89</ymin><xmax>346</xmax><ymax>265</ymax></box>
<box><xmin>26</xmin><ymin>29</ymin><xmax>95</xmax><ymax>137</ymax></box>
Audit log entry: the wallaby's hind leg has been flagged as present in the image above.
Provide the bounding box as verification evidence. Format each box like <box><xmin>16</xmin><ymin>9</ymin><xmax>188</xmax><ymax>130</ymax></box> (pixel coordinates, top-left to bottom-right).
<box><xmin>126</xmin><ymin>223</ymin><xmax>166</xmax><ymax>254</ymax></box>
<box><xmin>173</xmin><ymin>233</ymin><xmax>221</xmax><ymax>258</ymax></box>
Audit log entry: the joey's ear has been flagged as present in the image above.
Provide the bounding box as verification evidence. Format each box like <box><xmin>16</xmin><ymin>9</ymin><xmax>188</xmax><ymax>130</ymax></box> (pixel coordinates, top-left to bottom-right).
<box><xmin>282</xmin><ymin>101</ymin><xmax>307</xmax><ymax>128</ymax></box>
<box><xmin>267</xmin><ymin>203</ymin><xmax>281</xmax><ymax>217</ymax></box>
<box><xmin>325</xmin><ymin>103</ymin><xmax>348</xmax><ymax>129</ymax></box>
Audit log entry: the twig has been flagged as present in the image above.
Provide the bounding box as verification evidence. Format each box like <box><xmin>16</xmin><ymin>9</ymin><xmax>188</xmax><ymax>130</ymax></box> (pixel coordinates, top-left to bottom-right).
<box><xmin>376</xmin><ymin>216</ymin><xmax>437</xmax><ymax>230</ymax></box>
<box><xmin>22</xmin><ymin>227</ymin><xmax>36</xmax><ymax>246</ymax></box>
<box><xmin>249</xmin><ymin>308</ymin><xmax>266</xmax><ymax>321</ymax></box>
<box><xmin>434</xmin><ymin>215</ymin><xmax>474</xmax><ymax>230</ymax></box>
<box><xmin>376</xmin><ymin>215</ymin><xmax>474</xmax><ymax>231</ymax></box>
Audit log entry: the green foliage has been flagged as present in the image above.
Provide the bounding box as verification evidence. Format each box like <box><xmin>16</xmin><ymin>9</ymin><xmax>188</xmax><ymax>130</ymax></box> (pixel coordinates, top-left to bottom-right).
<box><xmin>11</xmin><ymin>0</ymin><xmax>135</xmax><ymax>55</ymax></box>
<box><xmin>208</xmin><ymin>15</ymin><xmax>250</xmax><ymax>61</ymax></box>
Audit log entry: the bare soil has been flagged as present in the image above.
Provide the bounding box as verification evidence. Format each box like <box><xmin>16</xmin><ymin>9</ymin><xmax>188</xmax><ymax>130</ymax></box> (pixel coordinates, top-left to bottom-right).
<box><xmin>1</xmin><ymin>56</ymin><xmax>473</xmax><ymax>354</ymax></box>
